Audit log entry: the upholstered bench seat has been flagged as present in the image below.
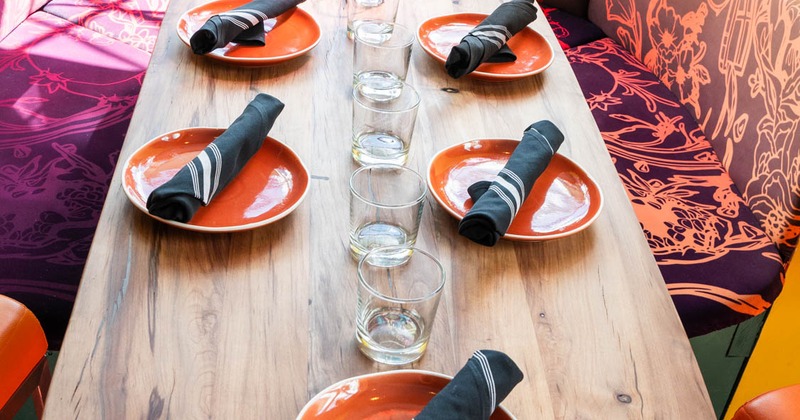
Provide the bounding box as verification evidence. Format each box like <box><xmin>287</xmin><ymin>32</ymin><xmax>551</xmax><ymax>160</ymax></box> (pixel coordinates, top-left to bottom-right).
<box><xmin>0</xmin><ymin>11</ymin><xmax>152</xmax><ymax>348</ymax></box>
<box><xmin>544</xmin><ymin>10</ymin><xmax>785</xmax><ymax>336</ymax></box>
<box><xmin>43</xmin><ymin>0</ymin><xmax>168</xmax><ymax>53</ymax></box>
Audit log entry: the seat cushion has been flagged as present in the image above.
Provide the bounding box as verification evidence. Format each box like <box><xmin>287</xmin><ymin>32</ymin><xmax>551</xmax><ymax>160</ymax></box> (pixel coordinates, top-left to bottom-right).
<box><xmin>44</xmin><ymin>0</ymin><xmax>169</xmax><ymax>53</ymax></box>
<box><xmin>541</xmin><ymin>6</ymin><xmax>606</xmax><ymax>50</ymax></box>
<box><xmin>732</xmin><ymin>384</ymin><xmax>800</xmax><ymax>420</ymax></box>
<box><xmin>0</xmin><ymin>294</ymin><xmax>47</xmax><ymax>407</ymax></box>
<box><xmin>0</xmin><ymin>12</ymin><xmax>150</xmax><ymax>349</ymax></box>
<box><xmin>565</xmin><ymin>38</ymin><xmax>784</xmax><ymax>336</ymax></box>
<box><xmin>586</xmin><ymin>0</ymin><xmax>800</xmax><ymax>262</ymax></box>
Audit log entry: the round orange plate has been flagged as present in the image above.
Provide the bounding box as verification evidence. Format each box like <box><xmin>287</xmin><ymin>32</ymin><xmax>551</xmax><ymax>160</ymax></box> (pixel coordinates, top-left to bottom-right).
<box><xmin>122</xmin><ymin>127</ymin><xmax>310</xmax><ymax>232</ymax></box>
<box><xmin>296</xmin><ymin>370</ymin><xmax>515</xmax><ymax>419</ymax></box>
<box><xmin>417</xmin><ymin>13</ymin><xmax>554</xmax><ymax>81</ymax></box>
<box><xmin>176</xmin><ymin>0</ymin><xmax>320</xmax><ymax>66</ymax></box>
<box><xmin>427</xmin><ymin>139</ymin><xmax>604</xmax><ymax>241</ymax></box>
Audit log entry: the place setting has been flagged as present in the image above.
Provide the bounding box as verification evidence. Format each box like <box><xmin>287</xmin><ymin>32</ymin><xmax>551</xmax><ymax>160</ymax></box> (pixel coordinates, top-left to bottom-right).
<box><xmin>121</xmin><ymin>93</ymin><xmax>310</xmax><ymax>232</ymax></box>
<box><xmin>417</xmin><ymin>0</ymin><xmax>555</xmax><ymax>81</ymax></box>
<box><xmin>176</xmin><ymin>0</ymin><xmax>321</xmax><ymax>66</ymax></box>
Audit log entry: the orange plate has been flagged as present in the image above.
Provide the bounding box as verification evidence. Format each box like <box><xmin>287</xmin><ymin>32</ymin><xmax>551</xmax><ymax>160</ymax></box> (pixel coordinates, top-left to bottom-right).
<box><xmin>176</xmin><ymin>0</ymin><xmax>320</xmax><ymax>66</ymax></box>
<box><xmin>417</xmin><ymin>13</ymin><xmax>554</xmax><ymax>81</ymax></box>
<box><xmin>122</xmin><ymin>127</ymin><xmax>310</xmax><ymax>232</ymax></box>
<box><xmin>296</xmin><ymin>370</ymin><xmax>515</xmax><ymax>419</ymax></box>
<box><xmin>427</xmin><ymin>139</ymin><xmax>603</xmax><ymax>241</ymax></box>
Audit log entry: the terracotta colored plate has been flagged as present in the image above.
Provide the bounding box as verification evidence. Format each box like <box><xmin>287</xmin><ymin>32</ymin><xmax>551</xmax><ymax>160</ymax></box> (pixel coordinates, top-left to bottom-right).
<box><xmin>427</xmin><ymin>139</ymin><xmax>603</xmax><ymax>241</ymax></box>
<box><xmin>122</xmin><ymin>127</ymin><xmax>310</xmax><ymax>232</ymax></box>
<box><xmin>176</xmin><ymin>0</ymin><xmax>320</xmax><ymax>66</ymax></box>
<box><xmin>296</xmin><ymin>370</ymin><xmax>515</xmax><ymax>419</ymax></box>
<box><xmin>417</xmin><ymin>13</ymin><xmax>554</xmax><ymax>81</ymax></box>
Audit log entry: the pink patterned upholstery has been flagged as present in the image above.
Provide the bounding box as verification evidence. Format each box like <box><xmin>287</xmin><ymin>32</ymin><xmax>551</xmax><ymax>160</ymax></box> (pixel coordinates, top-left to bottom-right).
<box><xmin>0</xmin><ymin>0</ymin><xmax>50</xmax><ymax>41</ymax></box>
<box><xmin>0</xmin><ymin>11</ymin><xmax>150</xmax><ymax>348</ymax></box>
<box><xmin>44</xmin><ymin>0</ymin><xmax>169</xmax><ymax>53</ymax></box>
<box><xmin>586</xmin><ymin>0</ymin><xmax>800</xmax><ymax>262</ymax></box>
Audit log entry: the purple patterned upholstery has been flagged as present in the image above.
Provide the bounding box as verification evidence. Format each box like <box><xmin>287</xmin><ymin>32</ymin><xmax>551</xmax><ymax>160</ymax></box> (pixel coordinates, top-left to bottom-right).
<box><xmin>0</xmin><ymin>11</ymin><xmax>151</xmax><ymax>348</ymax></box>
<box><xmin>543</xmin><ymin>3</ymin><xmax>788</xmax><ymax>335</ymax></box>
<box><xmin>586</xmin><ymin>0</ymin><xmax>800</xmax><ymax>263</ymax></box>
<box><xmin>563</xmin><ymin>38</ymin><xmax>783</xmax><ymax>336</ymax></box>
<box><xmin>44</xmin><ymin>0</ymin><xmax>168</xmax><ymax>53</ymax></box>
<box><xmin>541</xmin><ymin>6</ymin><xmax>605</xmax><ymax>50</ymax></box>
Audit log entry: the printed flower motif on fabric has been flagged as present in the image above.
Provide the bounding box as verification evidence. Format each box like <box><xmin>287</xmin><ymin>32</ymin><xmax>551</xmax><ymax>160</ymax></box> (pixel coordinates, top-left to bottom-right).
<box><xmin>565</xmin><ymin>39</ymin><xmax>782</xmax><ymax>316</ymax></box>
<box><xmin>604</xmin><ymin>0</ymin><xmax>644</xmax><ymax>58</ymax></box>
<box><xmin>708</xmin><ymin>0</ymin><xmax>800</xmax><ymax>260</ymax></box>
<box><xmin>602</xmin><ymin>0</ymin><xmax>800</xmax><ymax>262</ymax></box>
<box><xmin>643</xmin><ymin>0</ymin><xmax>710</xmax><ymax>118</ymax></box>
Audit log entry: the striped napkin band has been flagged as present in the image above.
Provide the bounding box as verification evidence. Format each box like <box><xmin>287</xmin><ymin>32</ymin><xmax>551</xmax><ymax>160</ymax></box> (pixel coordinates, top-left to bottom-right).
<box><xmin>444</xmin><ymin>0</ymin><xmax>538</xmax><ymax>78</ymax></box>
<box><xmin>458</xmin><ymin>121</ymin><xmax>564</xmax><ymax>246</ymax></box>
<box><xmin>415</xmin><ymin>350</ymin><xmax>524</xmax><ymax>419</ymax></box>
<box><xmin>190</xmin><ymin>0</ymin><xmax>305</xmax><ymax>55</ymax></box>
<box><xmin>146</xmin><ymin>94</ymin><xmax>285</xmax><ymax>223</ymax></box>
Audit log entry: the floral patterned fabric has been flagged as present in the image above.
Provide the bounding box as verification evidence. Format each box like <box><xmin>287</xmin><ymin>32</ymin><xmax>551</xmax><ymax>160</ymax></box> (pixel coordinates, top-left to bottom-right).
<box><xmin>563</xmin><ymin>37</ymin><xmax>784</xmax><ymax>336</ymax></box>
<box><xmin>0</xmin><ymin>0</ymin><xmax>50</xmax><ymax>41</ymax></box>
<box><xmin>547</xmin><ymin>12</ymin><xmax>783</xmax><ymax>336</ymax></box>
<box><xmin>587</xmin><ymin>0</ymin><xmax>800</xmax><ymax>262</ymax></box>
<box><xmin>541</xmin><ymin>6</ymin><xmax>605</xmax><ymax>50</ymax></box>
<box><xmin>0</xmin><ymin>11</ymin><xmax>151</xmax><ymax>348</ymax></box>
<box><xmin>44</xmin><ymin>0</ymin><xmax>169</xmax><ymax>53</ymax></box>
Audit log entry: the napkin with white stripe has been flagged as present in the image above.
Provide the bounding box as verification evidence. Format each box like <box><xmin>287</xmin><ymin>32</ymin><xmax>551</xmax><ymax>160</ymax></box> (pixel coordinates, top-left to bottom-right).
<box><xmin>189</xmin><ymin>0</ymin><xmax>304</xmax><ymax>55</ymax></box>
<box><xmin>444</xmin><ymin>0</ymin><xmax>538</xmax><ymax>78</ymax></box>
<box><xmin>415</xmin><ymin>350</ymin><xmax>523</xmax><ymax>420</ymax></box>
<box><xmin>458</xmin><ymin>120</ymin><xmax>564</xmax><ymax>246</ymax></box>
<box><xmin>146</xmin><ymin>94</ymin><xmax>285</xmax><ymax>223</ymax></box>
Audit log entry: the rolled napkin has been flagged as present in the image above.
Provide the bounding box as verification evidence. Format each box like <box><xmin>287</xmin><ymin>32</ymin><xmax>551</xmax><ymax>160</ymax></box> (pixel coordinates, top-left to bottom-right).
<box><xmin>444</xmin><ymin>0</ymin><xmax>538</xmax><ymax>78</ymax></box>
<box><xmin>189</xmin><ymin>0</ymin><xmax>304</xmax><ymax>55</ymax></box>
<box><xmin>415</xmin><ymin>350</ymin><xmax>524</xmax><ymax>419</ymax></box>
<box><xmin>458</xmin><ymin>120</ymin><xmax>564</xmax><ymax>246</ymax></box>
<box><xmin>146</xmin><ymin>93</ymin><xmax>285</xmax><ymax>223</ymax></box>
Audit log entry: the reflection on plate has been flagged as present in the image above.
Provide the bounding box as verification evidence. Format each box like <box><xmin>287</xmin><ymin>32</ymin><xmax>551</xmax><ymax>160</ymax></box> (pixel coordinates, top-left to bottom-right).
<box><xmin>122</xmin><ymin>127</ymin><xmax>310</xmax><ymax>232</ymax></box>
<box><xmin>296</xmin><ymin>370</ymin><xmax>514</xmax><ymax>419</ymax></box>
<box><xmin>417</xmin><ymin>13</ymin><xmax>554</xmax><ymax>81</ymax></box>
<box><xmin>177</xmin><ymin>0</ymin><xmax>320</xmax><ymax>66</ymax></box>
<box><xmin>427</xmin><ymin>139</ymin><xmax>603</xmax><ymax>241</ymax></box>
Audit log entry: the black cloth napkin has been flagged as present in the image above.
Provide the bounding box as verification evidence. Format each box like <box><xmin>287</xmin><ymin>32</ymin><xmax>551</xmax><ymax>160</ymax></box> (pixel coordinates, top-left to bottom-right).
<box><xmin>444</xmin><ymin>0</ymin><xmax>538</xmax><ymax>78</ymax></box>
<box><xmin>189</xmin><ymin>0</ymin><xmax>304</xmax><ymax>55</ymax></box>
<box><xmin>415</xmin><ymin>350</ymin><xmax>524</xmax><ymax>420</ymax></box>
<box><xmin>458</xmin><ymin>120</ymin><xmax>564</xmax><ymax>246</ymax></box>
<box><xmin>146</xmin><ymin>94</ymin><xmax>285</xmax><ymax>223</ymax></box>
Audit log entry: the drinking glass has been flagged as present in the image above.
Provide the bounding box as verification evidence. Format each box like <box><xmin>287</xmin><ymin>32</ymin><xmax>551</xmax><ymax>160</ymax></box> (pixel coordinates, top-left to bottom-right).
<box><xmin>356</xmin><ymin>246</ymin><xmax>445</xmax><ymax>365</ymax></box>
<box><xmin>347</xmin><ymin>0</ymin><xmax>401</xmax><ymax>40</ymax></box>
<box><xmin>352</xmin><ymin>81</ymin><xmax>420</xmax><ymax>166</ymax></box>
<box><xmin>353</xmin><ymin>21</ymin><xmax>414</xmax><ymax>97</ymax></box>
<box><xmin>349</xmin><ymin>164</ymin><xmax>425</xmax><ymax>263</ymax></box>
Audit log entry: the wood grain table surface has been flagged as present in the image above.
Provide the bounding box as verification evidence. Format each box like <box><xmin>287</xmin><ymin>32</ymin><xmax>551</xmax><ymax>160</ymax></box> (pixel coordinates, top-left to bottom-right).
<box><xmin>43</xmin><ymin>0</ymin><xmax>715</xmax><ymax>418</ymax></box>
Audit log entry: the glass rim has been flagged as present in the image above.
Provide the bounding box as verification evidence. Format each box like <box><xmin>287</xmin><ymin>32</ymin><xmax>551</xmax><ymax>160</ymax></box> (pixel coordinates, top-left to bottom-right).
<box><xmin>357</xmin><ymin>246</ymin><xmax>446</xmax><ymax>303</ymax></box>
<box><xmin>352</xmin><ymin>81</ymin><xmax>421</xmax><ymax>113</ymax></box>
<box><xmin>354</xmin><ymin>20</ymin><xmax>415</xmax><ymax>48</ymax></box>
<box><xmin>349</xmin><ymin>164</ymin><xmax>427</xmax><ymax>208</ymax></box>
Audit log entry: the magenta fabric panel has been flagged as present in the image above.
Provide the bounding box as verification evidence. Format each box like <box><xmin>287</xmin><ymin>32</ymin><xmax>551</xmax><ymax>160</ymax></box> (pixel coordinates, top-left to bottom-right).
<box><xmin>565</xmin><ymin>38</ymin><xmax>784</xmax><ymax>336</ymax></box>
<box><xmin>541</xmin><ymin>6</ymin><xmax>606</xmax><ymax>50</ymax></box>
<box><xmin>586</xmin><ymin>0</ymin><xmax>800</xmax><ymax>262</ymax></box>
<box><xmin>0</xmin><ymin>0</ymin><xmax>50</xmax><ymax>41</ymax></box>
<box><xmin>0</xmin><ymin>12</ymin><xmax>150</xmax><ymax>348</ymax></box>
<box><xmin>43</xmin><ymin>0</ymin><xmax>169</xmax><ymax>53</ymax></box>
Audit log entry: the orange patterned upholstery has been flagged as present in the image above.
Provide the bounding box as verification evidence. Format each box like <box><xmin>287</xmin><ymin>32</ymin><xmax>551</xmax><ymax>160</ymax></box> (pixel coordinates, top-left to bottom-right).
<box><xmin>731</xmin><ymin>384</ymin><xmax>800</xmax><ymax>420</ymax></box>
<box><xmin>587</xmin><ymin>0</ymin><xmax>800</xmax><ymax>263</ymax></box>
<box><xmin>0</xmin><ymin>294</ymin><xmax>47</xmax><ymax>409</ymax></box>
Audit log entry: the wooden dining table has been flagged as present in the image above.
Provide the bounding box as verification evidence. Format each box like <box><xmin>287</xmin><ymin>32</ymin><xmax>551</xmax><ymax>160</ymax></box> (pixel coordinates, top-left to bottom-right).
<box><xmin>43</xmin><ymin>0</ymin><xmax>715</xmax><ymax>418</ymax></box>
